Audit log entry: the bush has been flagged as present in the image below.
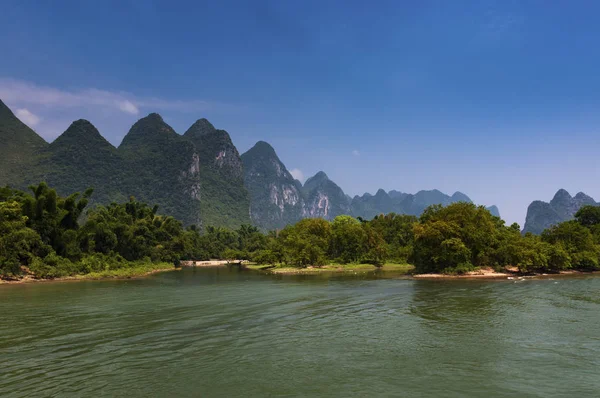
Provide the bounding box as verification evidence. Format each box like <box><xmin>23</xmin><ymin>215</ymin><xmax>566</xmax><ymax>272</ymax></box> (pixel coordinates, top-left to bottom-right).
<box><xmin>29</xmin><ymin>253</ymin><xmax>75</xmax><ymax>278</ymax></box>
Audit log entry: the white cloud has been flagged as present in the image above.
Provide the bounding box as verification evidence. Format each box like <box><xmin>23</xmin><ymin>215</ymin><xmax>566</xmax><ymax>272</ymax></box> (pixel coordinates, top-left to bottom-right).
<box><xmin>0</xmin><ymin>78</ymin><xmax>237</xmax><ymax>116</ymax></box>
<box><xmin>352</xmin><ymin>149</ymin><xmax>360</xmax><ymax>156</ymax></box>
<box><xmin>15</xmin><ymin>108</ymin><xmax>40</xmax><ymax>127</ymax></box>
<box><xmin>290</xmin><ymin>168</ymin><xmax>305</xmax><ymax>182</ymax></box>
<box><xmin>0</xmin><ymin>77</ymin><xmax>244</xmax><ymax>143</ymax></box>
<box><xmin>117</xmin><ymin>100</ymin><xmax>139</xmax><ymax>115</ymax></box>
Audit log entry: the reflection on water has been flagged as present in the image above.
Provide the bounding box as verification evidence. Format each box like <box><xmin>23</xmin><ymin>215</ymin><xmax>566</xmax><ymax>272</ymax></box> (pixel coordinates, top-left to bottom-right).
<box><xmin>1</xmin><ymin>269</ymin><xmax>600</xmax><ymax>397</ymax></box>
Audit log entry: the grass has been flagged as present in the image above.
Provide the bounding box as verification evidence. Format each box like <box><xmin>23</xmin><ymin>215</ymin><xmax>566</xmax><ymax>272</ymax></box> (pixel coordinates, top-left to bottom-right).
<box><xmin>246</xmin><ymin>262</ymin><xmax>414</xmax><ymax>275</ymax></box>
<box><xmin>71</xmin><ymin>262</ymin><xmax>177</xmax><ymax>280</ymax></box>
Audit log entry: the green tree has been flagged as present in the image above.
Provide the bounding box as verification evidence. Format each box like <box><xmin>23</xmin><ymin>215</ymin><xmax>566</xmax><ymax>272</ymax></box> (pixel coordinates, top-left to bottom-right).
<box><xmin>330</xmin><ymin>215</ymin><xmax>367</xmax><ymax>263</ymax></box>
<box><xmin>542</xmin><ymin>221</ymin><xmax>599</xmax><ymax>270</ymax></box>
<box><xmin>279</xmin><ymin>218</ymin><xmax>332</xmax><ymax>267</ymax></box>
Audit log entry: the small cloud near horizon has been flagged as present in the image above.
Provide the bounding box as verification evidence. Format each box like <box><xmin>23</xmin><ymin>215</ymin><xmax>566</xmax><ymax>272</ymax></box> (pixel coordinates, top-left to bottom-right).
<box><xmin>352</xmin><ymin>149</ymin><xmax>360</xmax><ymax>156</ymax></box>
<box><xmin>0</xmin><ymin>77</ymin><xmax>244</xmax><ymax>143</ymax></box>
<box><xmin>0</xmin><ymin>78</ymin><xmax>234</xmax><ymax>116</ymax></box>
<box><xmin>290</xmin><ymin>168</ymin><xmax>305</xmax><ymax>182</ymax></box>
<box><xmin>15</xmin><ymin>108</ymin><xmax>40</xmax><ymax>127</ymax></box>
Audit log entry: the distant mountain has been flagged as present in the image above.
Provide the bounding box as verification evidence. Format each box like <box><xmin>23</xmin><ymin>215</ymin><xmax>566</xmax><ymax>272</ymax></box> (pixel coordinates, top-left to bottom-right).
<box><xmin>0</xmin><ymin>100</ymin><xmax>47</xmax><ymax>186</ymax></box>
<box><xmin>240</xmin><ymin>139</ymin><xmax>501</xmax><ymax>229</ymax></box>
<box><xmin>486</xmin><ymin>205</ymin><xmax>501</xmax><ymax>218</ymax></box>
<box><xmin>241</xmin><ymin>141</ymin><xmax>305</xmax><ymax>230</ymax></box>
<box><xmin>349</xmin><ymin>189</ymin><xmax>491</xmax><ymax>219</ymax></box>
<box><xmin>0</xmin><ymin>99</ymin><xmax>503</xmax><ymax>230</ymax></box>
<box><xmin>523</xmin><ymin>189</ymin><xmax>598</xmax><ymax>235</ymax></box>
<box><xmin>350</xmin><ymin>189</ymin><xmax>396</xmax><ymax>220</ymax></box>
<box><xmin>302</xmin><ymin>171</ymin><xmax>351</xmax><ymax>219</ymax></box>
<box><xmin>0</xmin><ymin>100</ymin><xmax>252</xmax><ymax>228</ymax></box>
<box><xmin>118</xmin><ymin>113</ymin><xmax>202</xmax><ymax>225</ymax></box>
<box><xmin>401</xmin><ymin>189</ymin><xmax>471</xmax><ymax>216</ymax></box>
<box><xmin>388</xmin><ymin>190</ymin><xmax>408</xmax><ymax>200</ymax></box>
<box><xmin>183</xmin><ymin>119</ymin><xmax>250</xmax><ymax>228</ymax></box>
<box><xmin>33</xmin><ymin>120</ymin><xmax>124</xmax><ymax>204</ymax></box>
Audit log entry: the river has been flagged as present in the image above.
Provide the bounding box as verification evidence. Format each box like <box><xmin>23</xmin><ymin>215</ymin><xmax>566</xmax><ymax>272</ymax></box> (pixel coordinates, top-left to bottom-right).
<box><xmin>1</xmin><ymin>267</ymin><xmax>599</xmax><ymax>397</ymax></box>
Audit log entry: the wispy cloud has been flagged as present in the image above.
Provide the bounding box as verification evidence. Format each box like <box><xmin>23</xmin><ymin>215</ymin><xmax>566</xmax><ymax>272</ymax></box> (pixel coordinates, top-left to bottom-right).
<box><xmin>0</xmin><ymin>78</ymin><xmax>243</xmax><ymax>142</ymax></box>
<box><xmin>289</xmin><ymin>168</ymin><xmax>305</xmax><ymax>182</ymax></box>
<box><xmin>15</xmin><ymin>108</ymin><xmax>40</xmax><ymax>127</ymax></box>
<box><xmin>352</xmin><ymin>149</ymin><xmax>360</xmax><ymax>157</ymax></box>
<box><xmin>0</xmin><ymin>78</ymin><xmax>234</xmax><ymax>115</ymax></box>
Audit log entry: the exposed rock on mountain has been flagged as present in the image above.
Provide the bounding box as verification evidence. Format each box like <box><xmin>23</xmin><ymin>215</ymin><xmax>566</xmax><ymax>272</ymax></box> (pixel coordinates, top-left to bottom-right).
<box><xmin>241</xmin><ymin>141</ymin><xmax>305</xmax><ymax>230</ymax></box>
<box><xmin>523</xmin><ymin>189</ymin><xmax>598</xmax><ymax>235</ymax></box>
<box><xmin>0</xmin><ymin>99</ymin><xmax>504</xmax><ymax>230</ymax></box>
<box><xmin>118</xmin><ymin>113</ymin><xmax>203</xmax><ymax>225</ymax></box>
<box><xmin>183</xmin><ymin>119</ymin><xmax>250</xmax><ymax>228</ymax></box>
<box><xmin>302</xmin><ymin>171</ymin><xmax>351</xmax><ymax>219</ymax></box>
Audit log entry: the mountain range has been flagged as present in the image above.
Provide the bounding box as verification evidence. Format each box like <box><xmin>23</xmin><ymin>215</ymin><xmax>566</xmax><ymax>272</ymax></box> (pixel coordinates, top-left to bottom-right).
<box><xmin>522</xmin><ymin>189</ymin><xmax>599</xmax><ymax>235</ymax></box>
<box><xmin>1</xmin><ymin>99</ymin><xmax>501</xmax><ymax>230</ymax></box>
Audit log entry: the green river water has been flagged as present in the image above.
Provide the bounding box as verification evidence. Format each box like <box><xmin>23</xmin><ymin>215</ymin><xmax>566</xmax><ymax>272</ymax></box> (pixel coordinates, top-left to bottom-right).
<box><xmin>1</xmin><ymin>267</ymin><xmax>600</xmax><ymax>397</ymax></box>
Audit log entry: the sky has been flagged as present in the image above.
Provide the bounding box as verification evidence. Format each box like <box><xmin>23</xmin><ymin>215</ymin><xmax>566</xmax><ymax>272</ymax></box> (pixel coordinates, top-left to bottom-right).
<box><xmin>1</xmin><ymin>0</ymin><xmax>599</xmax><ymax>226</ymax></box>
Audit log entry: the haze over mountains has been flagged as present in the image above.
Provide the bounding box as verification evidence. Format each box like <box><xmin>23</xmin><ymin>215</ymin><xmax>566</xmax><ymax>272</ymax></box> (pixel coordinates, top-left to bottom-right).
<box><xmin>0</xmin><ymin>98</ymin><xmax>512</xmax><ymax>231</ymax></box>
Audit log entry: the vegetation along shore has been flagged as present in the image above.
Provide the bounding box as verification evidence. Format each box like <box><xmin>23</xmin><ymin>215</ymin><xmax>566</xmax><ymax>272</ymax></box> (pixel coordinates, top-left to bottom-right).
<box><xmin>2</xmin><ymin>182</ymin><xmax>600</xmax><ymax>283</ymax></box>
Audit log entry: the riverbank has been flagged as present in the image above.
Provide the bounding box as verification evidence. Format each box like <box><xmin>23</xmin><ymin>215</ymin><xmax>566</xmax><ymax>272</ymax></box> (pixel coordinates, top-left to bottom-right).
<box><xmin>0</xmin><ymin>262</ymin><xmax>177</xmax><ymax>284</ymax></box>
<box><xmin>246</xmin><ymin>263</ymin><xmax>414</xmax><ymax>275</ymax></box>
<box><xmin>413</xmin><ymin>267</ymin><xmax>600</xmax><ymax>279</ymax></box>
<box><xmin>246</xmin><ymin>264</ymin><xmax>600</xmax><ymax>279</ymax></box>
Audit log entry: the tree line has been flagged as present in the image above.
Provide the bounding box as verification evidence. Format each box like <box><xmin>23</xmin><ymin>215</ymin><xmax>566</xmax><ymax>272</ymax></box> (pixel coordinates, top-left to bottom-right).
<box><xmin>1</xmin><ymin>183</ymin><xmax>599</xmax><ymax>279</ymax></box>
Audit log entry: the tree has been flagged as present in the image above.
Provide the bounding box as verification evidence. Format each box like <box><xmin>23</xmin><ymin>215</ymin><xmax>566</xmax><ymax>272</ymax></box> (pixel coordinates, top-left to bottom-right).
<box><xmin>412</xmin><ymin>203</ymin><xmax>505</xmax><ymax>273</ymax></box>
<box><xmin>0</xmin><ymin>201</ymin><xmax>50</xmax><ymax>276</ymax></box>
<box><xmin>542</xmin><ymin>221</ymin><xmax>600</xmax><ymax>270</ymax></box>
<box><xmin>330</xmin><ymin>215</ymin><xmax>366</xmax><ymax>263</ymax></box>
<box><xmin>575</xmin><ymin>205</ymin><xmax>600</xmax><ymax>227</ymax></box>
<box><xmin>279</xmin><ymin>218</ymin><xmax>332</xmax><ymax>267</ymax></box>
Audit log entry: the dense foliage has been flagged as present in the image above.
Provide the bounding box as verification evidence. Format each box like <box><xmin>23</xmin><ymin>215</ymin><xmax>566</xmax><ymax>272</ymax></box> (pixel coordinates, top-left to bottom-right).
<box><xmin>411</xmin><ymin>202</ymin><xmax>600</xmax><ymax>274</ymax></box>
<box><xmin>2</xmin><ymin>182</ymin><xmax>599</xmax><ymax>280</ymax></box>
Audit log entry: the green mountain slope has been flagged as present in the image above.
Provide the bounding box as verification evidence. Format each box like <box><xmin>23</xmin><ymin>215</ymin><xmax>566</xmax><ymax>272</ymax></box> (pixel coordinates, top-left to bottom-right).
<box><xmin>32</xmin><ymin>120</ymin><xmax>123</xmax><ymax>203</ymax></box>
<box><xmin>0</xmin><ymin>100</ymin><xmax>48</xmax><ymax>186</ymax></box>
<box><xmin>119</xmin><ymin>113</ymin><xmax>202</xmax><ymax>226</ymax></box>
<box><xmin>1</xmin><ymin>99</ymin><xmax>503</xmax><ymax>230</ymax></box>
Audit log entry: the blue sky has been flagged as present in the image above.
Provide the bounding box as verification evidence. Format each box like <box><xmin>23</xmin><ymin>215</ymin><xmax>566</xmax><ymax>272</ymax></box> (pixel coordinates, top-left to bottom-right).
<box><xmin>1</xmin><ymin>0</ymin><xmax>599</xmax><ymax>226</ymax></box>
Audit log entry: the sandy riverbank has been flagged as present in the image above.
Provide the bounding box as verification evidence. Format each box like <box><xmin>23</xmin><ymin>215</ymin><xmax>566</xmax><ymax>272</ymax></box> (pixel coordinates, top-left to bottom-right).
<box><xmin>413</xmin><ymin>267</ymin><xmax>599</xmax><ymax>279</ymax></box>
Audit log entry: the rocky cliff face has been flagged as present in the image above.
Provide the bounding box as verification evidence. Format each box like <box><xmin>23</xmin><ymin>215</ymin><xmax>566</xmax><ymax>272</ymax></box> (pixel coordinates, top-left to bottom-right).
<box><xmin>241</xmin><ymin>141</ymin><xmax>305</xmax><ymax>230</ymax></box>
<box><xmin>241</xmin><ymin>139</ymin><xmax>502</xmax><ymax>229</ymax></box>
<box><xmin>0</xmin><ymin>100</ymin><xmax>253</xmax><ymax>228</ymax></box>
<box><xmin>0</xmin><ymin>99</ymin><xmax>504</xmax><ymax>230</ymax></box>
<box><xmin>302</xmin><ymin>171</ymin><xmax>351</xmax><ymax>220</ymax></box>
<box><xmin>523</xmin><ymin>189</ymin><xmax>598</xmax><ymax>235</ymax></box>
<box><xmin>119</xmin><ymin>113</ymin><xmax>203</xmax><ymax>226</ymax></box>
<box><xmin>183</xmin><ymin>119</ymin><xmax>250</xmax><ymax>228</ymax></box>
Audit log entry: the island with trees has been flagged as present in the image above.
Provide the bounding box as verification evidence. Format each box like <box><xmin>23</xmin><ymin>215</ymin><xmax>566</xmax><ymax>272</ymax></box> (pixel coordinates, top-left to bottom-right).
<box><xmin>1</xmin><ymin>183</ymin><xmax>599</xmax><ymax>281</ymax></box>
